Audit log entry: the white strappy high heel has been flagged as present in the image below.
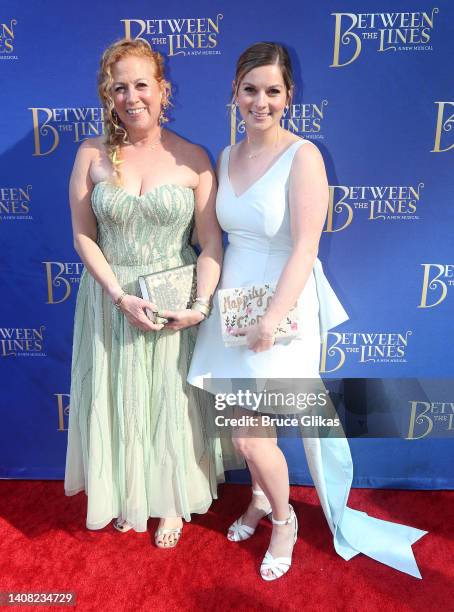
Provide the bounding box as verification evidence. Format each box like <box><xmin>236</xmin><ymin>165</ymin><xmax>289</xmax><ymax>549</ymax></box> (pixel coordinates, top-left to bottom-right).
<box><xmin>260</xmin><ymin>504</ymin><xmax>298</xmax><ymax>581</ymax></box>
<box><xmin>227</xmin><ymin>489</ymin><xmax>272</xmax><ymax>542</ymax></box>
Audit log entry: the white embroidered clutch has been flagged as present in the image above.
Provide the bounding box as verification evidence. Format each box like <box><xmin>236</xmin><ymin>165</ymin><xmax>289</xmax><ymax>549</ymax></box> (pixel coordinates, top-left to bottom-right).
<box><xmin>138</xmin><ymin>264</ymin><xmax>197</xmax><ymax>320</ymax></box>
<box><xmin>218</xmin><ymin>283</ymin><xmax>299</xmax><ymax>347</ymax></box>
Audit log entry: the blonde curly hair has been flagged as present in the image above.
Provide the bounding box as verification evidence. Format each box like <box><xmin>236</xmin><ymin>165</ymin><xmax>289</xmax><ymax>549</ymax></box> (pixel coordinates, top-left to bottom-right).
<box><xmin>97</xmin><ymin>38</ymin><xmax>171</xmax><ymax>181</ymax></box>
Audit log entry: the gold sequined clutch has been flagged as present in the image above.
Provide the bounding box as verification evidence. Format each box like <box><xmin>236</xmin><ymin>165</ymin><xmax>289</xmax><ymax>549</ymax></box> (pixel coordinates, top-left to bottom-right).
<box><xmin>138</xmin><ymin>264</ymin><xmax>197</xmax><ymax>323</ymax></box>
<box><xmin>218</xmin><ymin>283</ymin><xmax>299</xmax><ymax>347</ymax></box>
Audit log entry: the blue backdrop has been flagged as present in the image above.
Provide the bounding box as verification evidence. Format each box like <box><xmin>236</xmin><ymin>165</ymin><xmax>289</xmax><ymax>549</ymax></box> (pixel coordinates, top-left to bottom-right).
<box><xmin>0</xmin><ymin>0</ymin><xmax>453</xmax><ymax>487</ymax></box>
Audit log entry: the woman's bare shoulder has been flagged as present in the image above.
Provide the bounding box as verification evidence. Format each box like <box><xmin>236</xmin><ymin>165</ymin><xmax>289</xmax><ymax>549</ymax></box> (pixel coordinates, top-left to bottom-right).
<box><xmin>293</xmin><ymin>138</ymin><xmax>323</xmax><ymax>162</ymax></box>
<box><xmin>165</xmin><ymin>129</ymin><xmax>212</xmax><ymax>171</ymax></box>
<box><xmin>75</xmin><ymin>136</ymin><xmax>107</xmax><ymax>161</ymax></box>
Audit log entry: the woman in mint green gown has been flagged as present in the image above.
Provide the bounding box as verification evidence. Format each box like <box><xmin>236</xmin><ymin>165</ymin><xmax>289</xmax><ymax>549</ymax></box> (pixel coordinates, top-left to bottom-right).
<box><xmin>64</xmin><ymin>39</ymin><xmax>223</xmax><ymax>547</ymax></box>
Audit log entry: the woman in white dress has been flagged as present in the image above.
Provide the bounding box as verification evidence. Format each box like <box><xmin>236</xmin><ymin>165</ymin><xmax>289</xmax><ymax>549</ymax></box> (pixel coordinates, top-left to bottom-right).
<box><xmin>189</xmin><ymin>42</ymin><xmax>426</xmax><ymax>581</ymax></box>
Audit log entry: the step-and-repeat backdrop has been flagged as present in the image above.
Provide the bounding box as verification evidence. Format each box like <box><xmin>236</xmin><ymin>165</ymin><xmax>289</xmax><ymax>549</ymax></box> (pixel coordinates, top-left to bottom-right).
<box><xmin>1</xmin><ymin>1</ymin><xmax>452</xmax><ymax>487</ymax></box>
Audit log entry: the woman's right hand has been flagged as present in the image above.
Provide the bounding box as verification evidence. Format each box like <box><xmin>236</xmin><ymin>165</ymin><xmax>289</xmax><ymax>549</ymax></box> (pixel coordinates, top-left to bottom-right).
<box><xmin>118</xmin><ymin>295</ymin><xmax>164</xmax><ymax>332</ymax></box>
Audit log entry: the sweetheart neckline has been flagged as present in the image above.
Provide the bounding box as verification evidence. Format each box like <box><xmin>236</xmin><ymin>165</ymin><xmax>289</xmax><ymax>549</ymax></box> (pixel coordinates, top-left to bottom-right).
<box><xmin>92</xmin><ymin>181</ymin><xmax>194</xmax><ymax>200</ymax></box>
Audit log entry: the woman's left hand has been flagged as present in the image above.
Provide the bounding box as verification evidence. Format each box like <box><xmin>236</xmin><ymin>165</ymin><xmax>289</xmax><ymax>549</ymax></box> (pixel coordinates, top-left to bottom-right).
<box><xmin>160</xmin><ymin>309</ymin><xmax>205</xmax><ymax>331</ymax></box>
<box><xmin>235</xmin><ymin>321</ymin><xmax>276</xmax><ymax>353</ymax></box>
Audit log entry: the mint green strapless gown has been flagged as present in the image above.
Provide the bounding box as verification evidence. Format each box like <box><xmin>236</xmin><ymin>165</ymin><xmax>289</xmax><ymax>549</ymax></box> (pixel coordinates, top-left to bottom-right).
<box><xmin>64</xmin><ymin>181</ymin><xmax>223</xmax><ymax>531</ymax></box>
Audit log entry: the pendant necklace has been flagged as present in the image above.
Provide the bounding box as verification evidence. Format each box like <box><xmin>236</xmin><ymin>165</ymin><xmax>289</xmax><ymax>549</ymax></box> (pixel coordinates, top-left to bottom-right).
<box><xmin>246</xmin><ymin>127</ymin><xmax>280</xmax><ymax>159</ymax></box>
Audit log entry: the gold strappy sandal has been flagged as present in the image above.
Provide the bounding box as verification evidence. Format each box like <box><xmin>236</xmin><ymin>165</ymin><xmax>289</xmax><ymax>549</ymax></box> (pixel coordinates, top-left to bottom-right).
<box><xmin>113</xmin><ymin>518</ymin><xmax>133</xmax><ymax>533</ymax></box>
<box><xmin>154</xmin><ymin>524</ymin><xmax>183</xmax><ymax>549</ymax></box>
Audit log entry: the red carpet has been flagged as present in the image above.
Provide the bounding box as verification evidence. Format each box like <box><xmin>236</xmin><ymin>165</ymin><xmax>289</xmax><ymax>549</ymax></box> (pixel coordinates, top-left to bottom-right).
<box><xmin>0</xmin><ymin>481</ymin><xmax>452</xmax><ymax>612</ymax></box>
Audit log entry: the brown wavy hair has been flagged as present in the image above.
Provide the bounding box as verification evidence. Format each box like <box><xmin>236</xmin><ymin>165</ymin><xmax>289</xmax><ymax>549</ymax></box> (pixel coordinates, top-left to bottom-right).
<box><xmin>97</xmin><ymin>38</ymin><xmax>171</xmax><ymax>181</ymax></box>
<box><xmin>233</xmin><ymin>42</ymin><xmax>294</xmax><ymax>106</ymax></box>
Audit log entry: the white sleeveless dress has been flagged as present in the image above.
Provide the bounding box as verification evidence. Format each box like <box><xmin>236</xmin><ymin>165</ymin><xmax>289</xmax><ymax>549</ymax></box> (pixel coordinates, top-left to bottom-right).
<box><xmin>188</xmin><ymin>140</ymin><xmax>347</xmax><ymax>383</ymax></box>
<box><xmin>188</xmin><ymin>140</ymin><xmax>426</xmax><ymax>578</ymax></box>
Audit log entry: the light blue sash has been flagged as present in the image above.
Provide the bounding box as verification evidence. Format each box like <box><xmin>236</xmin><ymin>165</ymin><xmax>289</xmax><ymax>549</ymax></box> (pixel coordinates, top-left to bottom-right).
<box><xmin>313</xmin><ymin>258</ymin><xmax>349</xmax><ymax>340</ymax></box>
<box><xmin>310</xmin><ymin>262</ymin><xmax>427</xmax><ymax>578</ymax></box>
<box><xmin>303</xmin><ymin>437</ymin><xmax>427</xmax><ymax>578</ymax></box>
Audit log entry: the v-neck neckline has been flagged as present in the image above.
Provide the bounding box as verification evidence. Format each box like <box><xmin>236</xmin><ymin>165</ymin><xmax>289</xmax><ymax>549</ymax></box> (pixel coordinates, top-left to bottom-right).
<box><xmin>227</xmin><ymin>141</ymin><xmax>301</xmax><ymax>199</ymax></box>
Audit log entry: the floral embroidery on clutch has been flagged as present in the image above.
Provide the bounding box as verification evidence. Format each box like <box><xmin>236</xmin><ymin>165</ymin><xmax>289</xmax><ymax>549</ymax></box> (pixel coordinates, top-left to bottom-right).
<box><xmin>218</xmin><ymin>284</ymin><xmax>299</xmax><ymax>347</ymax></box>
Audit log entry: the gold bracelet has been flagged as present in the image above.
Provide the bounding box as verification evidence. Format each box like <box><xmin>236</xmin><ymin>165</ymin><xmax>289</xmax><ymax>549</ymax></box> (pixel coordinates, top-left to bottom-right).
<box><xmin>194</xmin><ymin>296</ymin><xmax>211</xmax><ymax>305</ymax></box>
<box><xmin>191</xmin><ymin>301</ymin><xmax>210</xmax><ymax>318</ymax></box>
<box><xmin>114</xmin><ymin>291</ymin><xmax>127</xmax><ymax>309</ymax></box>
